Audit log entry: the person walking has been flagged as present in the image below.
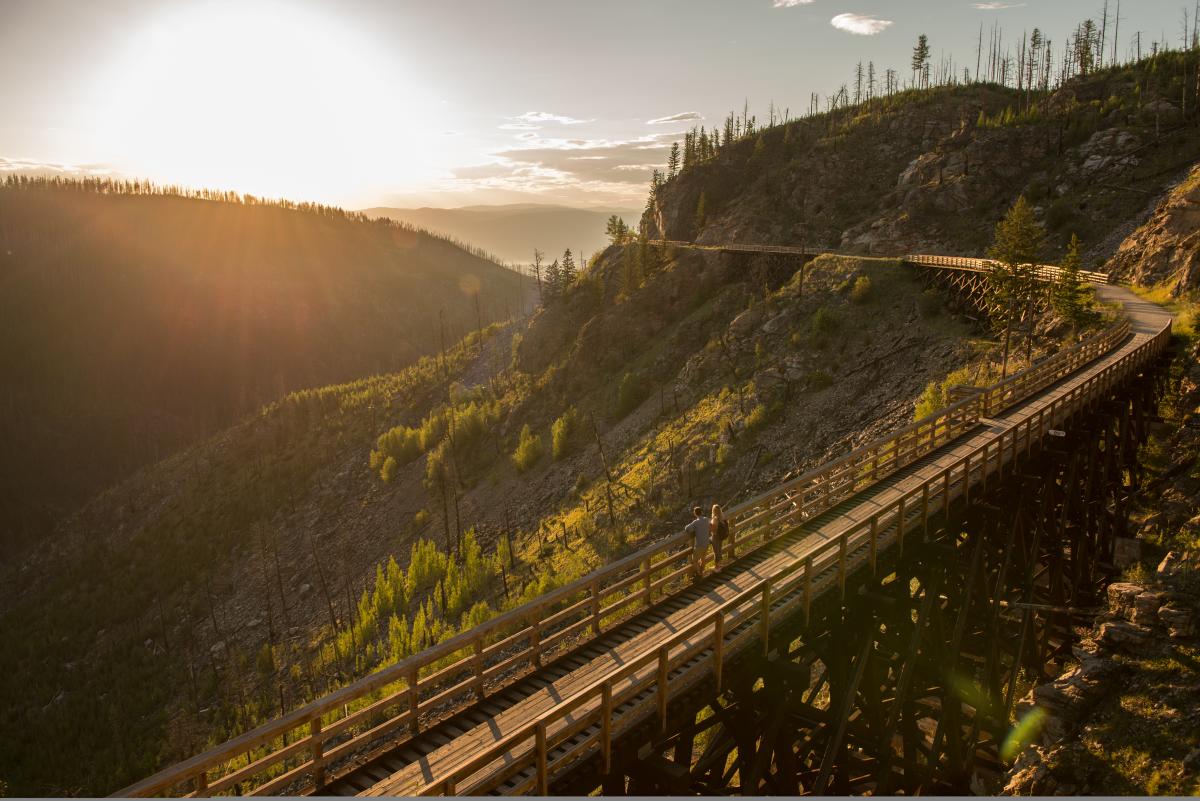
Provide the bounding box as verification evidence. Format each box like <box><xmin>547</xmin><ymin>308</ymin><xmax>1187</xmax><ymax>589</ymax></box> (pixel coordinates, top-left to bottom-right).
<box><xmin>711</xmin><ymin>503</ymin><xmax>729</xmax><ymax>565</ymax></box>
<box><xmin>684</xmin><ymin>505</ymin><xmax>711</xmax><ymax>577</ymax></box>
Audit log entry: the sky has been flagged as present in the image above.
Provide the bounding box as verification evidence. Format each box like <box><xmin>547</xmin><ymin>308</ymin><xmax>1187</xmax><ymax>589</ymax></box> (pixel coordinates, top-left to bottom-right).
<box><xmin>0</xmin><ymin>0</ymin><xmax>1186</xmax><ymax>210</ymax></box>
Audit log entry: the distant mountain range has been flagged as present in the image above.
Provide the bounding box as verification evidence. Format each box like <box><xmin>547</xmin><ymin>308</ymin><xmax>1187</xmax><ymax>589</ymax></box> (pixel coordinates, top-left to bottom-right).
<box><xmin>360</xmin><ymin>203</ymin><xmax>642</xmax><ymax>265</ymax></box>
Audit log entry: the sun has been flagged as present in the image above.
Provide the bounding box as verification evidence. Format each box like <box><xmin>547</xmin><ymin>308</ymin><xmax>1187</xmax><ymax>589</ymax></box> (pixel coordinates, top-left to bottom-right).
<box><xmin>88</xmin><ymin>2</ymin><xmax>449</xmax><ymax>204</ymax></box>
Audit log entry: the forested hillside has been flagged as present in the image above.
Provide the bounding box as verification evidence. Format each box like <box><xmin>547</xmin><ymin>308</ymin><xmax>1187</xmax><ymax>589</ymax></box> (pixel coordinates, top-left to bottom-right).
<box><xmin>0</xmin><ymin>180</ymin><xmax>532</xmax><ymax>554</ymax></box>
<box><xmin>641</xmin><ymin>50</ymin><xmax>1200</xmax><ymax>265</ymax></box>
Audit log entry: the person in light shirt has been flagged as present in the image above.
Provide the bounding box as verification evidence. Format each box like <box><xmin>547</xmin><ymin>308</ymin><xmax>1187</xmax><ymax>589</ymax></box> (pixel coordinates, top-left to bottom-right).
<box><xmin>684</xmin><ymin>506</ymin><xmax>711</xmax><ymax>576</ymax></box>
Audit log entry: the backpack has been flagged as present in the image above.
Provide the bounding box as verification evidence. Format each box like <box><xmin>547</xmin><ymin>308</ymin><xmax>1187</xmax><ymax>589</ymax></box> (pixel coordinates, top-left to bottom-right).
<box><xmin>716</xmin><ymin>518</ymin><xmax>730</xmax><ymax>541</ymax></box>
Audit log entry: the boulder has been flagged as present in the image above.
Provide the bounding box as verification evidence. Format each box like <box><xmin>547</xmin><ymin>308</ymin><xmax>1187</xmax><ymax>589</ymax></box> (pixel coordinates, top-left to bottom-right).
<box><xmin>1098</xmin><ymin>620</ymin><xmax>1152</xmax><ymax>649</ymax></box>
<box><xmin>1158</xmin><ymin>603</ymin><xmax>1196</xmax><ymax>639</ymax></box>
<box><xmin>1106</xmin><ymin>581</ymin><xmax>1144</xmax><ymax>615</ymax></box>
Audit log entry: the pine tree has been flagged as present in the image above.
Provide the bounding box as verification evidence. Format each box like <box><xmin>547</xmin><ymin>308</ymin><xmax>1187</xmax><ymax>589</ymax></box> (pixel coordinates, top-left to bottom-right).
<box><xmin>854</xmin><ymin>61</ymin><xmax>864</xmax><ymax>104</ymax></box>
<box><xmin>1052</xmin><ymin>233</ymin><xmax>1092</xmax><ymax>334</ymax></box>
<box><xmin>605</xmin><ymin>215</ymin><xmax>630</xmax><ymax>245</ymax></box>
<box><xmin>987</xmin><ymin>195</ymin><xmax>1046</xmax><ymax>378</ymax></box>
<box><xmin>667</xmin><ymin>142</ymin><xmax>680</xmax><ymax>178</ymax></box>
<box><xmin>543</xmin><ymin>259</ymin><xmax>562</xmax><ymax>302</ymax></box>
<box><xmin>912</xmin><ymin>34</ymin><xmax>932</xmax><ymax>88</ymax></box>
<box><xmin>559</xmin><ymin>249</ymin><xmax>577</xmax><ymax>288</ymax></box>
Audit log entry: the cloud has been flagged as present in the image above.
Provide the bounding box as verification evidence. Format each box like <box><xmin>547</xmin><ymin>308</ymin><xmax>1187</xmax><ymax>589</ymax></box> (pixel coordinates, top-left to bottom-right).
<box><xmin>499</xmin><ymin>122</ymin><xmax>541</xmax><ymax>131</ymax></box>
<box><xmin>973</xmin><ymin>1</ymin><xmax>1025</xmax><ymax>8</ymax></box>
<box><xmin>445</xmin><ymin>130</ymin><xmax>683</xmax><ymax>205</ymax></box>
<box><xmin>646</xmin><ymin>111</ymin><xmax>704</xmax><ymax>125</ymax></box>
<box><xmin>0</xmin><ymin>156</ymin><xmax>118</xmax><ymax>178</ymax></box>
<box><xmin>773</xmin><ymin>0</ymin><xmax>815</xmax><ymax>6</ymax></box>
<box><xmin>511</xmin><ymin>111</ymin><xmax>592</xmax><ymax>125</ymax></box>
<box><xmin>830</xmin><ymin>12</ymin><xmax>893</xmax><ymax>35</ymax></box>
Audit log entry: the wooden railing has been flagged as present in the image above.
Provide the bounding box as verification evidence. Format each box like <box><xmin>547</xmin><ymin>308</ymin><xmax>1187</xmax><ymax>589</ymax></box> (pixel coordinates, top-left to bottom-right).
<box><xmin>115</xmin><ymin>318</ymin><xmax>1136</xmax><ymax>798</ymax></box>
<box><xmin>647</xmin><ymin>242</ymin><xmax>1111</xmax><ymax>285</ymax></box>
<box><xmin>905</xmin><ymin>253</ymin><xmax>1111</xmax><ymax>285</ymax></box>
<box><xmin>410</xmin><ymin>318</ymin><xmax>1171</xmax><ymax>797</ymax></box>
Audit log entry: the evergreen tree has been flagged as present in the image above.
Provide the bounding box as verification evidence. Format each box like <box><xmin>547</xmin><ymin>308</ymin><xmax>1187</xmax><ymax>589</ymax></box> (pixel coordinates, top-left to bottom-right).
<box><xmin>543</xmin><ymin>258</ymin><xmax>562</xmax><ymax>302</ymax></box>
<box><xmin>1052</xmin><ymin>233</ymin><xmax>1092</xmax><ymax>333</ymax></box>
<box><xmin>986</xmin><ymin>195</ymin><xmax>1046</xmax><ymax>378</ymax></box>
<box><xmin>667</xmin><ymin>142</ymin><xmax>680</xmax><ymax>178</ymax></box>
<box><xmin>912</xmin><ymin>34</ymin><xmax>932</xmax><ymax>88</ymax></box>
<box><xmin>605</xmin><ymin>215</ymin><xmax>630</xmax><ymax>245</ymax></box>
<box><xmin>559</xmin><ymin>249</ymin><xmax>577</xmax><ymax>287</ymax></box>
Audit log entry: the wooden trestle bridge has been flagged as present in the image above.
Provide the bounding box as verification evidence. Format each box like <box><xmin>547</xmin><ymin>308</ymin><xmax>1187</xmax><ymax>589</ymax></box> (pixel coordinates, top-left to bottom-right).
<box><xmin>117</xmin><ymin>247</ymin><xmax>1169</xmax><ymax>797</ymax></box>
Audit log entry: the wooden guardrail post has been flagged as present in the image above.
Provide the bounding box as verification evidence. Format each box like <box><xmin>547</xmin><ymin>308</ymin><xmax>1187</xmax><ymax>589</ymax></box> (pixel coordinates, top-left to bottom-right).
<box><xmin>473</xmin><ymin>638</ymin><xmax>485</xmax><ymax>699</ymax></box>
<box><xmin>657</xmin><ymin>645</ymin><xmax>670</xmax><ymax>733</ymax></box>
<box><xmin>921</xmin><ymin>484</ymin><xmax>930</xmax><ymax>538</ymax></box>
<box><xmin>408</xmin><ymin>667</ymin><xmax>420</xmax><ymax>737</ymax></box>
<box><xmin>535</xmin><ymin>722</ymin><xmax>549</xmax><ymax>794</ymax></box>
<box><xmin>869</xmin><ymin>515</ymin><xmax>878</xmax><ymax>574</ymax></box>
<box><xmin>531</xmin><ymin>615</ymin><xmax>543</xmax><ymax>667</ymax></box>
<box><xmin>761</xmin><ymin>584</ymin><xmax>772</xmax><ymax>655</ymax></box>
<box><xmin>643</xmin><ymin>558</ymin><xmax>653</xmax><ymax>607</ymax></box>
<box><xmin>309</xmin><ymin>717</ymin><xmax>325</xmax><ymax>790</ymax></box>
<box><xmin>601</xmin><ymin>683</ymin><xmax>613</xmax><ymax>774</ymax></box>
<box><xmin>590</xmin><ymin>579</ymin><xmax>601</xmax><ymax>635</ymax></box>
<box><xmin>713</xmin><ymin>612</ymin><xmax>725</xmax><ymax>692</ymax></box>
<box><xmin>194</xmin><ymin>771</ymin><xmax>208</xmax><ymax>798</ymax></box>
<box><xmin>803</xmin><ymin>557</ymin><xmax>813</xmax><ymax>623</ymax></box>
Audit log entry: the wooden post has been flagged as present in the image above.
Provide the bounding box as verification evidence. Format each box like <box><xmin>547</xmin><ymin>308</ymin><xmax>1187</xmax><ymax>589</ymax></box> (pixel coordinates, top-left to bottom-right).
<box><xmin>943</xmin><ymin>468</ymin><xmax>952</xmax><ymax>517</ymax></box>
<box><xmin>601</xmin><ymin>682</ymin><xmax>613</xmax><ymax>774</ymax></box>
<box><xmin>310</xmin><ymin>717</ymin><xmax>325</xmax><ymax>790</ymax></box>
<box><xmin>535</xmin><ymin>722</ymin><xmax>549</xmax><ymax>794</ymax></box>
<box><xmin>713</xmin><ymin>612</ymin><xmax>725</xmax><ymax>692</ymax></box>
<box><xmin>473</xmin><ymin>638</ymin><xmax>485</xmax><ymax>699</ymax></box>
<box><xmin>964</xmin><ymin>452</ymin><xmax>971</xmax><ymax>504</ymax></box>
<box><xmin>803</xmin><ymin>557</ymin><xmax>813</xmax><ymax>624</ymax></box>
<box><xmin>531</xmin><ymin>614</ymin><xmax>542</xmax><ymax>668</ymax></box>
<box><xmin>657</xmin><ymin>645</ymin><xmax>670</xmax><ymax>733</ymax></box>
<box><xmin>408</xmin><ymin>667</ymin><xmax>420</xmax><ymax>737</ymax></box>
<box><xmin>194</xmin><ymin>771</ymin><xmax>208</xmax><ymax>798</ymax></box>
<box><xmin>921</xmin><ymin>484</ymin><xmax>930</xmax><ymax>537</ymax></box>
<box><xmin>643</xmin><ymin>558</ymin><xmax>652</xmax><ymax>607</ymax></box>
<box><xmin>761</xmin><ymin>583</ymin><xmax>772</xmax><ymax>655</ymax></box>
<box><xmin>897</xmin><ymin>497</ymin><xmax>906</xmax><ymax>552</ymax></box>
<box><xmin>591</xmin><ymin>579</ymin><xmax>601</xmax><ymax>635</ymax></box>
<box><xmin>837</xmin><ymin>537</ymin><xmax>847</xmax><ymax>599</ymax></box>
<box><xmin>869</xmin><ymin>516</ymin><xmax>878</xmax><ymax>574</ymax></box>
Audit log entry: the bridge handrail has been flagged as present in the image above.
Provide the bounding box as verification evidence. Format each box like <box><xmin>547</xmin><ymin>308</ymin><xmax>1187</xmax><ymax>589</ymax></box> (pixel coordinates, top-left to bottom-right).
<box><xmin>116</xmin><ymin>299</ymin><xmax>1129</xmax><ymax>797</ymax></box>
<box><xmin>411</xmin><ymin>319</ymin><xmax>1172</xmax><ymax>796</ymax></box>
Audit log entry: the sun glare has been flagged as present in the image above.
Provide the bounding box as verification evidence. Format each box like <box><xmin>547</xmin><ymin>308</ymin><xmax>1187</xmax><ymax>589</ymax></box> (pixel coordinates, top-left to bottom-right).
<box><xmin>88</xmin><ymin>2</ymin><xmax>450</xmax><ymax>205</ymax></box>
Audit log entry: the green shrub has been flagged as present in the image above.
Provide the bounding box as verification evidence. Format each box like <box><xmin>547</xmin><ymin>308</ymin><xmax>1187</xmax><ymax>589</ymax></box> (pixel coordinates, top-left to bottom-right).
<box><xmin>412</xmin><ymin>509</ymin><xmax>429</xmax><ymax>528</ymax></box>
<box><xmin>745</xmin><ymin>403</ymin><xmax>772</xmax><ymax>431</ymax></box>
<box><xmin>255</xmin><ymin>643</ymin><xmax>276</xmax><ymax>677</ymax></box>
<box><xmin>380</xmin><ymin>456</ymin><xmax>399</xmax><ymax>483</ymax></box>
<box><xmin>715</xmin><ymin>442</ymin><xmax>734</xmax><ymax>467</ymax></box>
<box><xmin>512</xmin><ymin>424</ymin><xmax>543</xmax><ymax>472</ymax></box>
<box><xmin>849</xmin><ymin>276</ymin><xmax>873</xmax><ymax>303</ymax></box>
<box><xmin>811</xmin><ymin>306</ymin><xmax>839</xmax><ymax>334</ymax></box>
<box><xmin>615</xmin><ymin>372</ymin><xmax>645</xmax><ymax>418</ymax></box>
<box><xmin>551</xmin><ymin>406</ymin><xmax>580</xmax><ymax>460</ymax></box>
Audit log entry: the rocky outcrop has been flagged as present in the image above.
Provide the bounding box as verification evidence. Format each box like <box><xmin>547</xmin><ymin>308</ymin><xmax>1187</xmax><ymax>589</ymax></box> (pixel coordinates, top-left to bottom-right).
<box><xmin>1106</xmin><ymin>163</ymin><xmax>1200</xmax><ymax>293</ymax></box>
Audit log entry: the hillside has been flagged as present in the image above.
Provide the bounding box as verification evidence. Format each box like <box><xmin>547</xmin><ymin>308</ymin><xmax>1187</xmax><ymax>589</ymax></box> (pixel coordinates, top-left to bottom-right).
<box><xmin>0</xmin><ymin>242</ymin><xmax>984</xmax><ymax>794</ymax></box>
<box><xmin>360</xmin><ymin>204</ymin><xmax>639</xmax><ymax>265</ymax></box>
<box><xmin>0</xmin><ymin>180</ymin><xmax>532</xmax><ymax>554</ymax></box>
<box><xmin>645</xmin><ymin>52</ymin><xmax>1200</xmax><ymax>268</ymax></box>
